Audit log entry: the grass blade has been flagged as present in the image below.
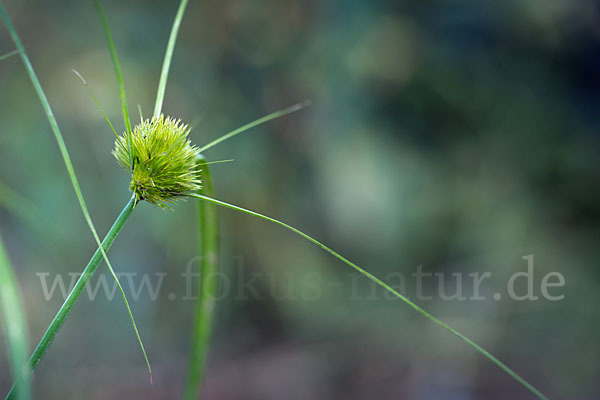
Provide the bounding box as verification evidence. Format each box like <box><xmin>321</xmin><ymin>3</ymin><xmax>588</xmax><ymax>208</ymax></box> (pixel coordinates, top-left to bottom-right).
<box><xmin>103</xmin><ymin>233</ymin><xmax>153</xmax><ymax>384</ymax></box>
<box><xmin>0</xmin><ymin>48</ymin><xmax>18</xmax><ymax>60</ymax></box>
<box><xmin>154</xmin><ymin>0</ymin><xmax>189</xmax><ymax>116</ymax></box>
<box><xmin>183</xmin><ymin>157</ymin><xmax>219</xmax><ymax>399</ymax></box>
<box><xmin>92</xmin><ymin>0</ymin><xmax>133</xmax><ymax>170</ymax></box>
<box><xmin>196</xmin><ymin>159</ymin><xmax>234</xmax><ymax>167</ymax></box>
<box><xmin>72</xmin><ymin>69</ymin><xmax>119</xmax><ymax>138</ymax></box>
<box><xmin>190</xmin><ymin>193</ymin><xmax>550</xmax><ymax>400</ymax></box>
<box><xmin>197</xmin><ymin>101</ymin><xmax>310</xmax><ymax>153</ymax></box>
<box><xmin>0</xmin><ymin>236</ymin><xmax>31</xmax><ymax>400</ymax></box>
<box><xmin>0</xmin><ymin>1</ymin><xmax>151</xmax><ymax>387</ymax></box>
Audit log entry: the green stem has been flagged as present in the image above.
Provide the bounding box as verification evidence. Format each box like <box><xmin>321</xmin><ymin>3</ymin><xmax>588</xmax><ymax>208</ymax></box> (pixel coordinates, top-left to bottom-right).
<box><xmin>5</xmin><ymin>195</ymin><xmax>137</xmax><ymax>400</ymax></box>
<box><xmin>183</xmin><ymin>157</ymin><xmax>219</xmax><ymax>400</ymax></box>
<box><xmin>190</xmin><ymin>193</ymin><xmax>550</xmax><ymax>400</ymax></box>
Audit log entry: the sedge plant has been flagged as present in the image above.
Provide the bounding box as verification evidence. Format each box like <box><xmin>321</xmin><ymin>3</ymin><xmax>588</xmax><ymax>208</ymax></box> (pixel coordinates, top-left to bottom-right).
<box><xmin>0</xmin><ymin>1</ymin><xmax>550</xmax><ymax>399</ymax></box>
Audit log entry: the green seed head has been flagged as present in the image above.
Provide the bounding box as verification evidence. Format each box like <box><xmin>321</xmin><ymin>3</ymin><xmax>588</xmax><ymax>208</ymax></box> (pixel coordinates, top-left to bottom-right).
<box><xmin>113</xmin><ymin>115</ymin><xmax>202</xmax><ymax>208</ymax></box>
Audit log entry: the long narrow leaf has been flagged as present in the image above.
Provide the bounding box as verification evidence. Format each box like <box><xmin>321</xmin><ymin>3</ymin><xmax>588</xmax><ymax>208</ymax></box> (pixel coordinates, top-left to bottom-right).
<box><xmin>183</xmin><ymin>158</ymin><xmax>219</xmax><ymax>399</ymax></box>
<box><xmin>92</xmin><ymin>0</ymin><xmax>133</xmax><ymax>170</ymax></box>
<box><xmin>190</xmin><ymin>193</ymin><xmax>549</xmax><ymax>400</ymax></box>
<box><xmin>72</xmin><ymin>69</ymin><xmax>119</xmax><ymax>139</ymax></box>
<box><xmin>0</xmin><ymin>236</ymin><xmax>30</xmax><ymax>400</ymax></box>
<box><xmin>0</xmin><ymin>0</ymin><xmax>150</xmax><ymax>383</ymax></box>
<box><xmin>0</xmin><ymin>48</ymin><xmax>17</xmax><ymax>60</ymax></box>
<box><xmin>197</xmin><ymin>101</ymin><xmax>310</xmax><ymax>153</ymax></box>
<box><xmin>154</xmin><ymin>0</ymin><xmax>189</xmax><ymax>116</ymax></box>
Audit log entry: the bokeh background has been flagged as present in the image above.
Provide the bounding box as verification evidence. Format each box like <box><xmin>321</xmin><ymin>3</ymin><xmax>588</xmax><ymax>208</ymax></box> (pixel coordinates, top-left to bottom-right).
<box><xmin>1</xmin><ymin>0</ymin><xmax>599</xmax><ymax>399</ymax></box>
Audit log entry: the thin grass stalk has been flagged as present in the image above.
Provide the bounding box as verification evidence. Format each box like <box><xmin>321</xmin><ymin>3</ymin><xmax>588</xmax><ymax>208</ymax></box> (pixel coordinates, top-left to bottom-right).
<box><xmin>92</xmin><ymin>0</ymin><xmax>133</xmax><ymax>170</ymax></box>
<box><xmin>182</xmin><ymin>157</ymin><xmax>219</xmax><ymax>399</ymax></box>
<box><xmin>190</xmin><ymin>193</ymin><xmax>550</xmax><ymax>400</ymax></box>
<box><xmin>5</xmin><ymin>195</ymin><xmax>136</xmax><ymax>400</ymax></box>
<box><xmin>154</xmin><ymin>0</ymin><xmax>189</xmax><ymax>116</ymax></box>
<box><xmin>0</xmin><ymin>48</ymin><xmax>17</xmax><ymax>60</ymax></box>
<box><xmin>0</xmin><ymin>237</ymin><xmax>31</xmax><ymax>400</ymax></box>
<box><xmin>197</xmin><ymin>101</ymin><xmax>310</xmax><ymax>153</ymax></box>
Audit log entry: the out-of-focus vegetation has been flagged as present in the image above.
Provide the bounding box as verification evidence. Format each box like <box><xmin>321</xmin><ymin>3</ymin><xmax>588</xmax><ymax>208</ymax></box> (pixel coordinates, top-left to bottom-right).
<box><xmin>0</xmin><ymin>235</ymin><xmax>29</xmax><ymax>400</ymax></box>
<box><xmin>1</xmin><ymin>0</ymin><xmax>599</xmax><ymax>399</ymax></box>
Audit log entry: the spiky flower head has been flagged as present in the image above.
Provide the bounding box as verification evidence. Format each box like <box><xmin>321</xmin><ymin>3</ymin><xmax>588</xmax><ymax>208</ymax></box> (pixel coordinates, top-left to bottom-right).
<box><xmin>113</xmin><ymin>115</ymin><xmax>202</xmax><ymax>208</ymax></box>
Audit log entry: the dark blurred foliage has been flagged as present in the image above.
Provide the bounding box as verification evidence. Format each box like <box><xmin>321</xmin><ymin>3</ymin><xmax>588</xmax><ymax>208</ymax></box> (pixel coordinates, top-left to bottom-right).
<box><xmin>1</xmin><ymin>0</ymin><xmax>599</xmax><ymax>399</ymax></box>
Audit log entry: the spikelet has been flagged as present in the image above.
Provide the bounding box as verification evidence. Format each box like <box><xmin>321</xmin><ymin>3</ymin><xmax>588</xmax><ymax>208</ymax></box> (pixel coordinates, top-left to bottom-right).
<box><xmin>113</xmin><ymin>115</ymin><xmax>201</xmax><ymax>208</ymax></box>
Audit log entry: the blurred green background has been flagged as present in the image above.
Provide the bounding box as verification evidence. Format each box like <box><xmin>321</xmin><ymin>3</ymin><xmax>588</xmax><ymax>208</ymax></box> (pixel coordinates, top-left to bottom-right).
<box><xmin>1</xmin><ymin>0</ymin><xmax>599</xmax><ymax>399</ymax></box>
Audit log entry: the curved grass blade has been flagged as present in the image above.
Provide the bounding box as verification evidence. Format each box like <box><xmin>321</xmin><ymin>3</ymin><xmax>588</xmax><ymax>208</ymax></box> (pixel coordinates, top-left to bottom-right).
<box><xmin>154</xmin><ymin>0</ymin><xmax>189</xmax><ymax>116</ymax></box>
<box><xmin>197</xmin><ymin>101</ymin><xmax>311</xmax><ymax>153</ymax></box>
<box><xmin>183</xmin><ymin>157</ymin><xmax>219</xmax><ymax>399</ymax></box>
<box><xmin>0</xmin><ymin>236</ymin><xmax>31</xmax><ymax>400</ymax></box>
<box><xmin>0</xmin><ymin>48</ymin><xmax>18</xmax><ymax>61</ymax></box>
<box><xmin>72</xmin><ymin>69</ymin><xmax>119</xmax><ymax>139</ymax></box>
<box><xmin>92</xmin><ymin>0</ymin><xmax>133</xmax><ymax>170</ymax></box>
<box><xmin>0</xmin><ymin>1</ymin><xmax>151</xmax><ymax>386</ymax></box>
<box><xmin>190</xmin><ymin>193</ymin><xmax>550</xmax><ymax>400</ymax></box>
<box><xmin>104</xmin><ymin>245</ymin><xmax>153</xmax><ymax>384</ymax></box>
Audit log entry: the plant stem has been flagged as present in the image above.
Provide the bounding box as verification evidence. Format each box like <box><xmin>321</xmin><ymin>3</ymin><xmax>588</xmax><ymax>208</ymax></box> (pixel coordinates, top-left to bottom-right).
<box><xmin>5</xmin><ymin>195</ymin><xmax>137</xmax><ymax>400</ymax></box>
<box><xmin>183</xmin><ymin>157</ymin><xmax>219</xmax><ymax>400</ymax></box>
